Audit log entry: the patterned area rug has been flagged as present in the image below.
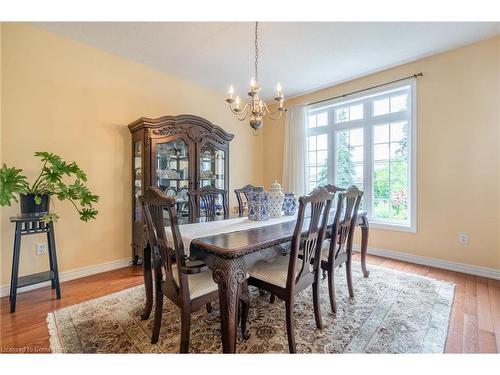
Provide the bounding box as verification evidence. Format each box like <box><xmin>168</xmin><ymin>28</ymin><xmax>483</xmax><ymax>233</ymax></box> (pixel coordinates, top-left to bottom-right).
<box><xmin>47</xmin><ymin>263</ymin><xmax>454</xmax><ymax>353</ymax></box>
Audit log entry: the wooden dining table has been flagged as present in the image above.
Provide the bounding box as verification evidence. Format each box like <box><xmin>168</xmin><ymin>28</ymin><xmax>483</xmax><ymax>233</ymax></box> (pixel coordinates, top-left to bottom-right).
<box><xmin>140</xmin><ymin>211</ymin><xmax>369</xmax><ymax>353</ymax></box>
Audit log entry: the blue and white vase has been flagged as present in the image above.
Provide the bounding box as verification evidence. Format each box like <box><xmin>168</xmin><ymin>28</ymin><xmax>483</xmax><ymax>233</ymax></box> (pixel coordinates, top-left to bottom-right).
<box><xmin>247</xmin><ymin>191</ymin><xmax>269</xmax><ymax>221</ymax></box>
<box><xmin>268</xmin><ymin>180</ymin><xmax>284</xmax><ymax>218</ymax></box>
<box><xmin>282</xmin><ymin>192</ymin><xmax>298</xmax><ymax>216</ymax></box>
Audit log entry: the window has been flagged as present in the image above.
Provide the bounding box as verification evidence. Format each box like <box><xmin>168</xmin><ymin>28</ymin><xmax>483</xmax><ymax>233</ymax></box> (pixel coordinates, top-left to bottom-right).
<box><xmin>307</xmin><ymin>132</ymin><xmax>328</xmax><ymax>192</ymax></box>
<box><xmin>306</xmin><ymin>80</ymin><xmax>416</xmax><ymax>231</ymax></box>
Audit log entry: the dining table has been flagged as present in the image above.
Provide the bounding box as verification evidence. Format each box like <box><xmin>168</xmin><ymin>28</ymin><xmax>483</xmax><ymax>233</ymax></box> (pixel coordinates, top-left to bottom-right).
<box><xmin>139</xmin><ymin>210</ymin><xmax>369</xmax><ymax>353</ymax></box>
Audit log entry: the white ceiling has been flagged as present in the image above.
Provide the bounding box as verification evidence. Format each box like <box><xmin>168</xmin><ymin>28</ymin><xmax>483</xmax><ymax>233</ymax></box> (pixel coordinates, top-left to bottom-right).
<box><xmin>35</xmin><ymin>22</ymin><xmax>500</xmax><ymax>100</ymax></box>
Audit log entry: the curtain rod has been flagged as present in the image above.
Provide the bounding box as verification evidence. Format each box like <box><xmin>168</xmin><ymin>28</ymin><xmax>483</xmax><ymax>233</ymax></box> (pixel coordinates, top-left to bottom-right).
<box><xmin>307</xmin><ymin>72</ymin><xmax>423</xmax><ymax>107</ymax></box>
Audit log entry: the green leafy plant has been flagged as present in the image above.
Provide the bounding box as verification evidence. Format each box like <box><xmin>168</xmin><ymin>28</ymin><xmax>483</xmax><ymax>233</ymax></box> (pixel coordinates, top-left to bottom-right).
<box><xmin>0</xmin><ymin>165</ymin><xmax>29</xmax><ymax>205</ymax></box>
<box><xmin>0</xmin><ymin>152</ymin><xmax>99</xmax><ymax>222</ymax></box>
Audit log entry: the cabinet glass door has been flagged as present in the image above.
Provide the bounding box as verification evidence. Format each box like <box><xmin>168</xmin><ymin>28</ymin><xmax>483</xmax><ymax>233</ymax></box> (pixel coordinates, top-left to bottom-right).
<box><xmin>156</xmin><ymin>139</ymin><xmax>190</xmax><ymax>217</ymax></box>
<box><xmin>133</xmin><ymin>141</ymin><xmax>142</xmax><ymax>222</ymax></box>
<box><xmin>199</xmin><ymin>143</ymin><xmax>225</xmax><ymax>214</ymax></box>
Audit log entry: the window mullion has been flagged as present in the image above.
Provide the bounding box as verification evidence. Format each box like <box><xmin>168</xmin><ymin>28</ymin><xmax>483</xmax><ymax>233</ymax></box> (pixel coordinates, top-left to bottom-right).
<box><xmin>328</xmin><ymin>108</ymin><xmax>335</xmax><ymax>185</ymax></box>
<box><xmin>363</xmin><ymin>98</ymin><xmax>373</xmax><ymax>218</ymax></box>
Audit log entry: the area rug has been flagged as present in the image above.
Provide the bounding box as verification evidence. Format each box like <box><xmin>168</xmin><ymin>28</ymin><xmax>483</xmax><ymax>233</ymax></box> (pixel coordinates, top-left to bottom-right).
<box><xmin>46</xmin><ymin>263</ymin><xmax>454</xmax><ymax>353</ymax></box>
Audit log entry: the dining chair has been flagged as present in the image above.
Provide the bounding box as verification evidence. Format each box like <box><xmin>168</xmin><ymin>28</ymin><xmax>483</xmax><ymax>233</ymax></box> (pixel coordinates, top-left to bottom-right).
<box><xmin>320</xmin><ymin>185</ymin><xmax>363</xmax><ymax>313</ymax></box>
<box><xmin>245</xmin><ymin>187</ymin><xmax>333</xmax><ymax>353</ymax></box>
<box><xmin>319</xmin><ymin>184</ymin><xmax>346</xmax><ymax>274</ymax></box>
<box><xmin>188</xmin><ymin>185</ymin><xmax>229</xmax><ymax>218</ymax></box>
<box><xmin>140</xmin><ymin>186</ymin><xmax>250</xmax><ymax>352</ymax></box>
<box><xmin>234</xmin><ymin>184</ymin><xmax>264</xmax><ymax>215</ymax></box>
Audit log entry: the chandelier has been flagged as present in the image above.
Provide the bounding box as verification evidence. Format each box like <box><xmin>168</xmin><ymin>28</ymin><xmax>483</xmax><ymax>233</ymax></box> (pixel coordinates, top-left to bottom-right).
<box><xmin>225</xmin><ymin>22</ymin><xmax>286</xmax><ymax>133</ymax></box>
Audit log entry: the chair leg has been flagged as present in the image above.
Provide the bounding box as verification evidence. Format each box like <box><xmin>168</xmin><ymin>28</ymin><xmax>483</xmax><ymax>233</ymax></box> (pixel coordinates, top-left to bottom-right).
<box><xmin>151</xmin><ymin>289</ymin><xmax>164</xmax><ymax>344</ymax></box>
<box><xmin>206</xmin><ymin>303</ymin><xmax>212</xmax><ymax>313</ymax></box>
<box><xmin>270</xmin><ymin>294</ymin><xmax>276</xmax><ymax>304</ymax></box>
<box><xmin>312</xmin><ymin>281</ymin><xmax>323</xmax><ymax>329</ymax></box>
<box><xmin>327</xmin><ymin>269</ymin><xmax>337</xmax><ymax>313</ymax></box>
<box><xmin>285</xmin><ymin>298</ymin><xmax>296</xmax><ymax>353</ymax></box>
<box><xmin>346</xmin><ymin>256</ymin><xmax>354</xmax><ymax>298</ymax></box>
<box><xmin>179</xmin><ymin>309</ymin><xmax>191</xmax><ymax>353</ymax></box>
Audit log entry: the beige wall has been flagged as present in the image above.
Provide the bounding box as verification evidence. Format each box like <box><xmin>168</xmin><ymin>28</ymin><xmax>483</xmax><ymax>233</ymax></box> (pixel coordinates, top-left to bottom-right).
<box><xmin>0</xmin><ymin>23</ymin><xmax>3</xmax><ymax>273</ymax></box>
<box><xmin>0</xmin><ymin>23</ymin><xmax>264</xmax><ymax>285</ymax></box>
<box><xmin>263</xmin><ymin>36</ymin><xmax>500</xmax><ymax>270</ymax></box>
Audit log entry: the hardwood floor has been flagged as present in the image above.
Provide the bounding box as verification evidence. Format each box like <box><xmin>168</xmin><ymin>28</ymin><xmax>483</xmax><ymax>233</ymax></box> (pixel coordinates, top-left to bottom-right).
<box><xmin>1</xmin><ymin>253</ymin><xmax>499</xmax><ymax>353</ymax></box>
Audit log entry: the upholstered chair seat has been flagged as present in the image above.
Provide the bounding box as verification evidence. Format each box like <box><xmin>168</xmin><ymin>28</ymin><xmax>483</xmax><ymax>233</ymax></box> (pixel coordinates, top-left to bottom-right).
<box><xmin>320</xmin><ymin>239</ymin><xmax>331</xmax><ymax>261</ymax></box>
<box><xmin>171</xmin><ymin>266</ymin><xmax>219</xmax><ymax>300</ymax></box>
<box><xmin>249</xmin><ymin>256</ymin><xmax>312</xmax><ymax>288</ymax></box>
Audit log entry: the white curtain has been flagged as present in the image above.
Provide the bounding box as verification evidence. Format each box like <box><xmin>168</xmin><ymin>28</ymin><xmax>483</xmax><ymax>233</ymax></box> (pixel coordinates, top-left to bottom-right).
<box><xmin>282</xmin><ymin>104</ymin><xmax>307</xmax><ymax>196</ymax></box>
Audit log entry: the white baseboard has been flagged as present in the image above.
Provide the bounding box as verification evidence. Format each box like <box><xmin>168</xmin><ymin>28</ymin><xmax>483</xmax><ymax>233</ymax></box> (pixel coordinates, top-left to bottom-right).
<box><xmin>0</xmin><ymin>257</ymin><xmax>132</xmax><ymax>298</ymax></box>
<box><xmin>353</xmin><ymin>245</ymin><xmax>500</xmax><ymax>280</ymax></box>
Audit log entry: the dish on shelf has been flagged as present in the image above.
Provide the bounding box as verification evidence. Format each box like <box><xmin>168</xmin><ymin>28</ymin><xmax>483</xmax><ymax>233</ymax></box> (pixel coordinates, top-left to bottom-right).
<box><xmin>179</xmin><ymin>187</ymin><xmax>188</xmax><ymax>200</ymax></box>
<box><xmin>135</xmin><ymin>167</ymin><xmax>142</xmax><ymax>179</ymax></box>
<box><xmin>157</xmin><ymin>168</ymin><xmax>182</xmax><ymax>179</ymax></box>
<box><xmin>201</xmin><ymin>169</ymin><xmax>214</xmax><ymax>178</ymax></box>
<box><xmin>164</xmin><ymin>186</ymin><xmax>177</xmax><ymax>197</ymax></box>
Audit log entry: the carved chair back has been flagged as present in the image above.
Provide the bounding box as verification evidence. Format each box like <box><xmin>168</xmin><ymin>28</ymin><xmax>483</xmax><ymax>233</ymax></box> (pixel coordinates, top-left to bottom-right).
<box><xmin>287</xmin><ymin>187</ymin><xmax>333</xmax><ymax>290</ymax></box>
<box><xmin>188</xmin><ymin>185</ymin><xmax>229</xmax><ymax>218</ymax></box>
<box><xmin>328</xmin><ymin>185</ymin><xmax>363</xmax><ymax>261</ymax></box>
<box><xmin>139</xmin><ymin>187</ymin><xmax>189</xmax><ymax>297</ymax></box>
<box><xmin>321</xmin><ymin>183</ymin><xmax>345</xmax><ymax>232</ymax></box>
<box><xmin>234</xmin><ymin>184</ymin><xmax>265</xmax><ymax>215</ymax></box>
<box><xmin>322</xmin><ymin>184</ymin><xmax>346</xmax><ymax>195</ymax></box>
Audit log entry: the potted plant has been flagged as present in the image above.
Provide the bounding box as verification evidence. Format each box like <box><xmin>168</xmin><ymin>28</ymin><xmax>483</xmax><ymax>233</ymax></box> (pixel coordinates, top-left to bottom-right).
<box><xmin>0</xmin><ymin>152</ymin><xmax>99</xmax><ymax>223</ymax></box>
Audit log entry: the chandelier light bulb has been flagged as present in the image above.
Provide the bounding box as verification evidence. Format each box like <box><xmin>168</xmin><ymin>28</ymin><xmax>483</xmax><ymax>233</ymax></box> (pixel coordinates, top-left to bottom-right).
<box><xmin>250</xmin><ymin>77</ymin><xmax>256</xmax><ymax>89</ymax></box>
<box><xmin>228</xmin><ymin>85</ymin><xmax>234</xmax><ymax>97</ymax></box>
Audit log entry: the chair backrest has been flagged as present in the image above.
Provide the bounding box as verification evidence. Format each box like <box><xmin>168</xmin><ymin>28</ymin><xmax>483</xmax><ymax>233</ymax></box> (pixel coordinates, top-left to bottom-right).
<box><xmin>328</xmin><ymin>185</ymin><xmax>363</xmax><ymax>260</ymax></box>
<box><xmin>322</xmin><ymin>184</ymin><xmax>345</xmax><ymax>195</ymax></box>
<box><xmin>188</xmin><ymin>185</ymin><xmax>229</xmax><ymax>218</ymax></box>
<box><xmin>234</xmin><ymin>184</ymin><xmax>264</xmax><ymax>215</ymax></box>
<box><xmin>287</xmin><ymin>187</ymin><xmax>333</xmax><ymax>289</ymax></box>
<box><xmin>139</xmin><ymin>186</ymin><xmax>188</xmax><ymax>296</ymax></box>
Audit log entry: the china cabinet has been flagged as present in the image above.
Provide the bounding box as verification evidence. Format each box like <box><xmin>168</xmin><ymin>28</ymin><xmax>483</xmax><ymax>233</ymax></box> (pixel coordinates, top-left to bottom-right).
<box><xmin>128</xmin><ymin>114</ymin><xmax>234</xmax><ymax>264</ymax></box>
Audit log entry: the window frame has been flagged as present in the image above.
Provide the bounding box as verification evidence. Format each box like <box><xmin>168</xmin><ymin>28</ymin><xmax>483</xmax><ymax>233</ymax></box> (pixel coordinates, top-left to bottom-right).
<box><xmin>306</xmin><ymin>79</ymin><xmax>417</xmax><ymax>233</ymax></box>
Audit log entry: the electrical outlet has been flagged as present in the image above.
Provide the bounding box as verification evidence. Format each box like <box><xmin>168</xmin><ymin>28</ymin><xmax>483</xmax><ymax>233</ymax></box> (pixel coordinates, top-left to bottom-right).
<box><xmin>36</xmin><ymin>243</ymin><xmax>48</xmax><ymax>256</ymax></box>
<box><xmin>459</xmin><ymin>234</ymin><xmax>469</xmax><ymax>245</ymax></box>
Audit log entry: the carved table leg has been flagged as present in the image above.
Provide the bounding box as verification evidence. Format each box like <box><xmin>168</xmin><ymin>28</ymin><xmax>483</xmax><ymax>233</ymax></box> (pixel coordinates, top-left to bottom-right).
<box><xmin>239</xmin><ymin>281</ymin><xmax>251</xmax><ymax>340</ymax></box>
<box><xmin>141</xmin><ymin>243</ymin><xmax>153</xmax><ymax>320</ymax></box>
<box><xmin>360</xmin><ymin>215</ymin><xmax>370</xmax><ymax>277</ymax></box>
<box><xmin>212</xmin><ymin>256</ymin><xmax>246</xmax><ymax>354</ymax></box>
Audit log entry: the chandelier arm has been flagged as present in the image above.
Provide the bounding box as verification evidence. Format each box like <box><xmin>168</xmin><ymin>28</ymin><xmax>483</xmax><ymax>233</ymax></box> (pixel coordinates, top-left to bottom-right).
<box><xmin>228</xmin><ymin>106</ymin><xmax>242</xmax><ymax>116</ymax></box>
<box><xmin>237</xmin><ymin>111</ymin><xmax>250</xmax><ymax>121</ymax></box>
<box><xmin>234</xmin><ymin>103</ymin><xmax>251</xmax><ymax>121</ymax></box>
<box><xmin>266</xmin><ymin>111</ymin><xmax>284</xmax><ymax>121</ymax></box>
<box><xmin>228</xmin><ymin>102</ymin><xmax>249</xmax><ymax>117</ymax></box>
<box><xmin>262</xmin><ymin>102</ymin><xmax>283</xmax><ymax>117</ymax></box>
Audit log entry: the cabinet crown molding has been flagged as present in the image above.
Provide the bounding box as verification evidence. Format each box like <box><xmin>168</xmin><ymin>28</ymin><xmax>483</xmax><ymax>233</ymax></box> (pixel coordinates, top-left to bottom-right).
<box><xmin>128</xmin><ymin>114</ymin><xmax>235</xmax><ymax>145</ymax></box>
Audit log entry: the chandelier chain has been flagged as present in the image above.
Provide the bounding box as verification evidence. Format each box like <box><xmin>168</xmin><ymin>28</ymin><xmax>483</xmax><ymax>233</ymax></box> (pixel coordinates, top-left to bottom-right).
<box><xmin>254</xmin><ymin>22</ymin><xmax>259</xmax><ymax>83</ymax></box>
